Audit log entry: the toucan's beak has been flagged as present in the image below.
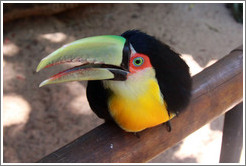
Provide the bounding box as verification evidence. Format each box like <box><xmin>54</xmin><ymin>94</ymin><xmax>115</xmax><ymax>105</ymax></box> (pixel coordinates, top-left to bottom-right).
<box><xmin>36</xmin><ymin>35</ymin><xmax>130</xmax><ymax>87</ymax></box>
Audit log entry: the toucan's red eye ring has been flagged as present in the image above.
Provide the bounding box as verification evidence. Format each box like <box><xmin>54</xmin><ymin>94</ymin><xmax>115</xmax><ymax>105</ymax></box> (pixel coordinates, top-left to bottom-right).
<box><xmin>133</xmin><ymin>57</ymin><xmax>144</xmax><ymax>67</ymax></box>
<box><xmin>129</xmin><ymin>53</ymin><xmax>152</xmax><ymax>74</ymax></box>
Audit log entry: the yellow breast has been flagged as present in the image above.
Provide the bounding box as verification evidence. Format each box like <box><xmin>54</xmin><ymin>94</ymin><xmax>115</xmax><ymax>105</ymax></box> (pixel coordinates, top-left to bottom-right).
<box><xmin>103</xmin><ymin>68</ymin><xmax>171</xmax><ymax>132</ymax></box>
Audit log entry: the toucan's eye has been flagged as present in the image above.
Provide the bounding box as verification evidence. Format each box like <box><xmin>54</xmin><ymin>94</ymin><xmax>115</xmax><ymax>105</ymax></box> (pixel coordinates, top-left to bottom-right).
<box><xmin>129</xmin><ymin>53</ymin><xmax>152</xmax><ymax>74</ymax></box>
<box><xmin>133</xmin><ymin>57</ymin><xmax>144</xmax><ymax>67</ymax></box>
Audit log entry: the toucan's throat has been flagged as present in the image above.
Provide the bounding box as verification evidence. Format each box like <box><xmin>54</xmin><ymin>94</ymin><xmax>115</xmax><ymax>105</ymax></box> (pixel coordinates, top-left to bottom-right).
<box><xmin>102</xmin><ymin>68</ymin><xmax>170</xmax><ymax>132</ymax></box>
<box><xmin>103</xmin><ymin>68</ymin><xmax>156</xmax><ymax>98</ymax></box>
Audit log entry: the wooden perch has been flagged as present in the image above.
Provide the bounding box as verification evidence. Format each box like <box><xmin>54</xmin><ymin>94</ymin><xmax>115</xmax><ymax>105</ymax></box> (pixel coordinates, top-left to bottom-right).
<box><xmin>38</xmin><ymin>45</ymin><xmax>243</xmax><ymax>163</ymax></box>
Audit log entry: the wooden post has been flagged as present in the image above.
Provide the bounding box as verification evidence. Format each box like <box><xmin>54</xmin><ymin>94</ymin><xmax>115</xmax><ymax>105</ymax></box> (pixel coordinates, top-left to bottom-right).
<box><xmin>38</xmin><ymin>45</ymin><xmax>243</xmax><ymax>163</ymax></box>
<box><xmin>220</xmin><ymin>102</ymin><xmax>243</xmax><ymax>163</ymax></box>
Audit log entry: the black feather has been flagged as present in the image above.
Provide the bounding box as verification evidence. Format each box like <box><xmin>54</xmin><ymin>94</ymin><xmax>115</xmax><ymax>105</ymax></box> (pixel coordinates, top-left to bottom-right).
<box><xmin>86</xmin><ymin>81</ymin><xmax>113</xmax><ymax>121</ymax></box>
<box><xmin>121</xmin><ymin>30</ymin><xmax>192</xmax><ymax>114</ymax></box>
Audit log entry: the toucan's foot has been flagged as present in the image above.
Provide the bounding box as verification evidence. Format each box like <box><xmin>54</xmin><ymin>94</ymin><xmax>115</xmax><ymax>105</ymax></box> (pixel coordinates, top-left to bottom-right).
<box><xmin>164</xmin><ymin>121</ymin><xmax>172</xmax><ymax>132</ymax></box>
<box><xmin>133</xmin><ymin>132</ymin><xmax>140</xmax><ymax>138</ymax></box>
<box><xmin>175</xmin><ymin>111</ymin><xmax>180</xmax><ymax>117</ymax></box>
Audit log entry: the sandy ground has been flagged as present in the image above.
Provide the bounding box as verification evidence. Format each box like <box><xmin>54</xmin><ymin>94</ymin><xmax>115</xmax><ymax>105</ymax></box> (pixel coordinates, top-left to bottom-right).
<box><xmin>3</xmin><ymin>3</ymin><xmax>243</xmax><ymax>163</ymax></box>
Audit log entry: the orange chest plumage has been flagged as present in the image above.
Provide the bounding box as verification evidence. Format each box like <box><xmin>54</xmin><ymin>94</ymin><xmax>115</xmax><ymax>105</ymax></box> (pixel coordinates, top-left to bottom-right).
<box><xmin>104</xmin><ymin>69</ymin><xmax>171</xmax><ymax>132</ymax></box>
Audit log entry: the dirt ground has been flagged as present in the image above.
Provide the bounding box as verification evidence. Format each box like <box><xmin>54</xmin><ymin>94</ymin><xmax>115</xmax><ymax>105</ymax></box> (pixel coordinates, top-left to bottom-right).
<box><xmin>3</xmin><ymin>3</ymin><xmax>243</xmax><ymax>163</ymax></box>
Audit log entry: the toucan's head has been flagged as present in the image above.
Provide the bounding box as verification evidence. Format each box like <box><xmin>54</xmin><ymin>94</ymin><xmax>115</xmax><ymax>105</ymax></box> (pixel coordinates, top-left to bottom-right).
<box><xmin>37</xmin><ymin>30</ymin><xmax>191</xmax><ymax>112</ymax></box>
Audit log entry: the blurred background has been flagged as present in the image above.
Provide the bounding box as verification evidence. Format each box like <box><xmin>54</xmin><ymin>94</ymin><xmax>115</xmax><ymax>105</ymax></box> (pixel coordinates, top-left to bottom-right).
<box><xmin>3</xmin><ymin>3</ymin><xmax>243</xmax><ymax>163</ymax></box>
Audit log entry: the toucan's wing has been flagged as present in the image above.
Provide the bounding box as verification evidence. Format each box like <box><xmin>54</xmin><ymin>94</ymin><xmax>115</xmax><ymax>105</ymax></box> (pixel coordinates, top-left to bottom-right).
<box><xmin>86</xmin><ymin>80</ymin><xmax>113</xmax><ymax>121</ymax></box>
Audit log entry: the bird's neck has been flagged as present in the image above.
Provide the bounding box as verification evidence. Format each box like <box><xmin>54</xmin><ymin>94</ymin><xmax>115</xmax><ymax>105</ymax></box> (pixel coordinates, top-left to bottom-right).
<box><xmin>103</xmin><ymin>68</ymin><xmax>157</xmax><ymax>98</ymax></box>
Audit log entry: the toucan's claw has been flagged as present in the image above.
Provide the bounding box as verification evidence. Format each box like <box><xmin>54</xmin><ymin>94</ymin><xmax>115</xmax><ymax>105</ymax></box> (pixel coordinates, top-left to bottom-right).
<box><xmin>133</xmin><ymin>132</ymin><xmax>140</xmax><ymax>138</ymax></box>
<box><xmin>175</xmin><ymin>111</ymin><xmax>180</xmax><ymax>117</ymax></box>
<box><xmin>164</xmin><ymin>121</ymin><xmax>172</xmax><ymax>132</ymax></box>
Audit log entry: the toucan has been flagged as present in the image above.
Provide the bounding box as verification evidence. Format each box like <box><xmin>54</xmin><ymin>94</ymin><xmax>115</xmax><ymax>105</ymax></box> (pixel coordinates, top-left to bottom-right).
<box><xmin>36</xmin><ymin>30</ymin><xmax>192</xmax><ymax>132</ymax></box>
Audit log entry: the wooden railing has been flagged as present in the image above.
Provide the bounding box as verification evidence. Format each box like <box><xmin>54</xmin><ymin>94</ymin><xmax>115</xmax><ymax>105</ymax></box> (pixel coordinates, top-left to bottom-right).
<box><xmin>38</xmin><ymin>45</ymin><xmax>243</xmax><ymax>163</ymax></box>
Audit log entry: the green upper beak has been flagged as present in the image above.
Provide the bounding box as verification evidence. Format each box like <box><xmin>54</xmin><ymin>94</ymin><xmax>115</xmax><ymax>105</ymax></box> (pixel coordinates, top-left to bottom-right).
<box><xmin>36</xmin><ymin>35</ymin><xmax>130</xmax><ymax>87</ymax></box>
